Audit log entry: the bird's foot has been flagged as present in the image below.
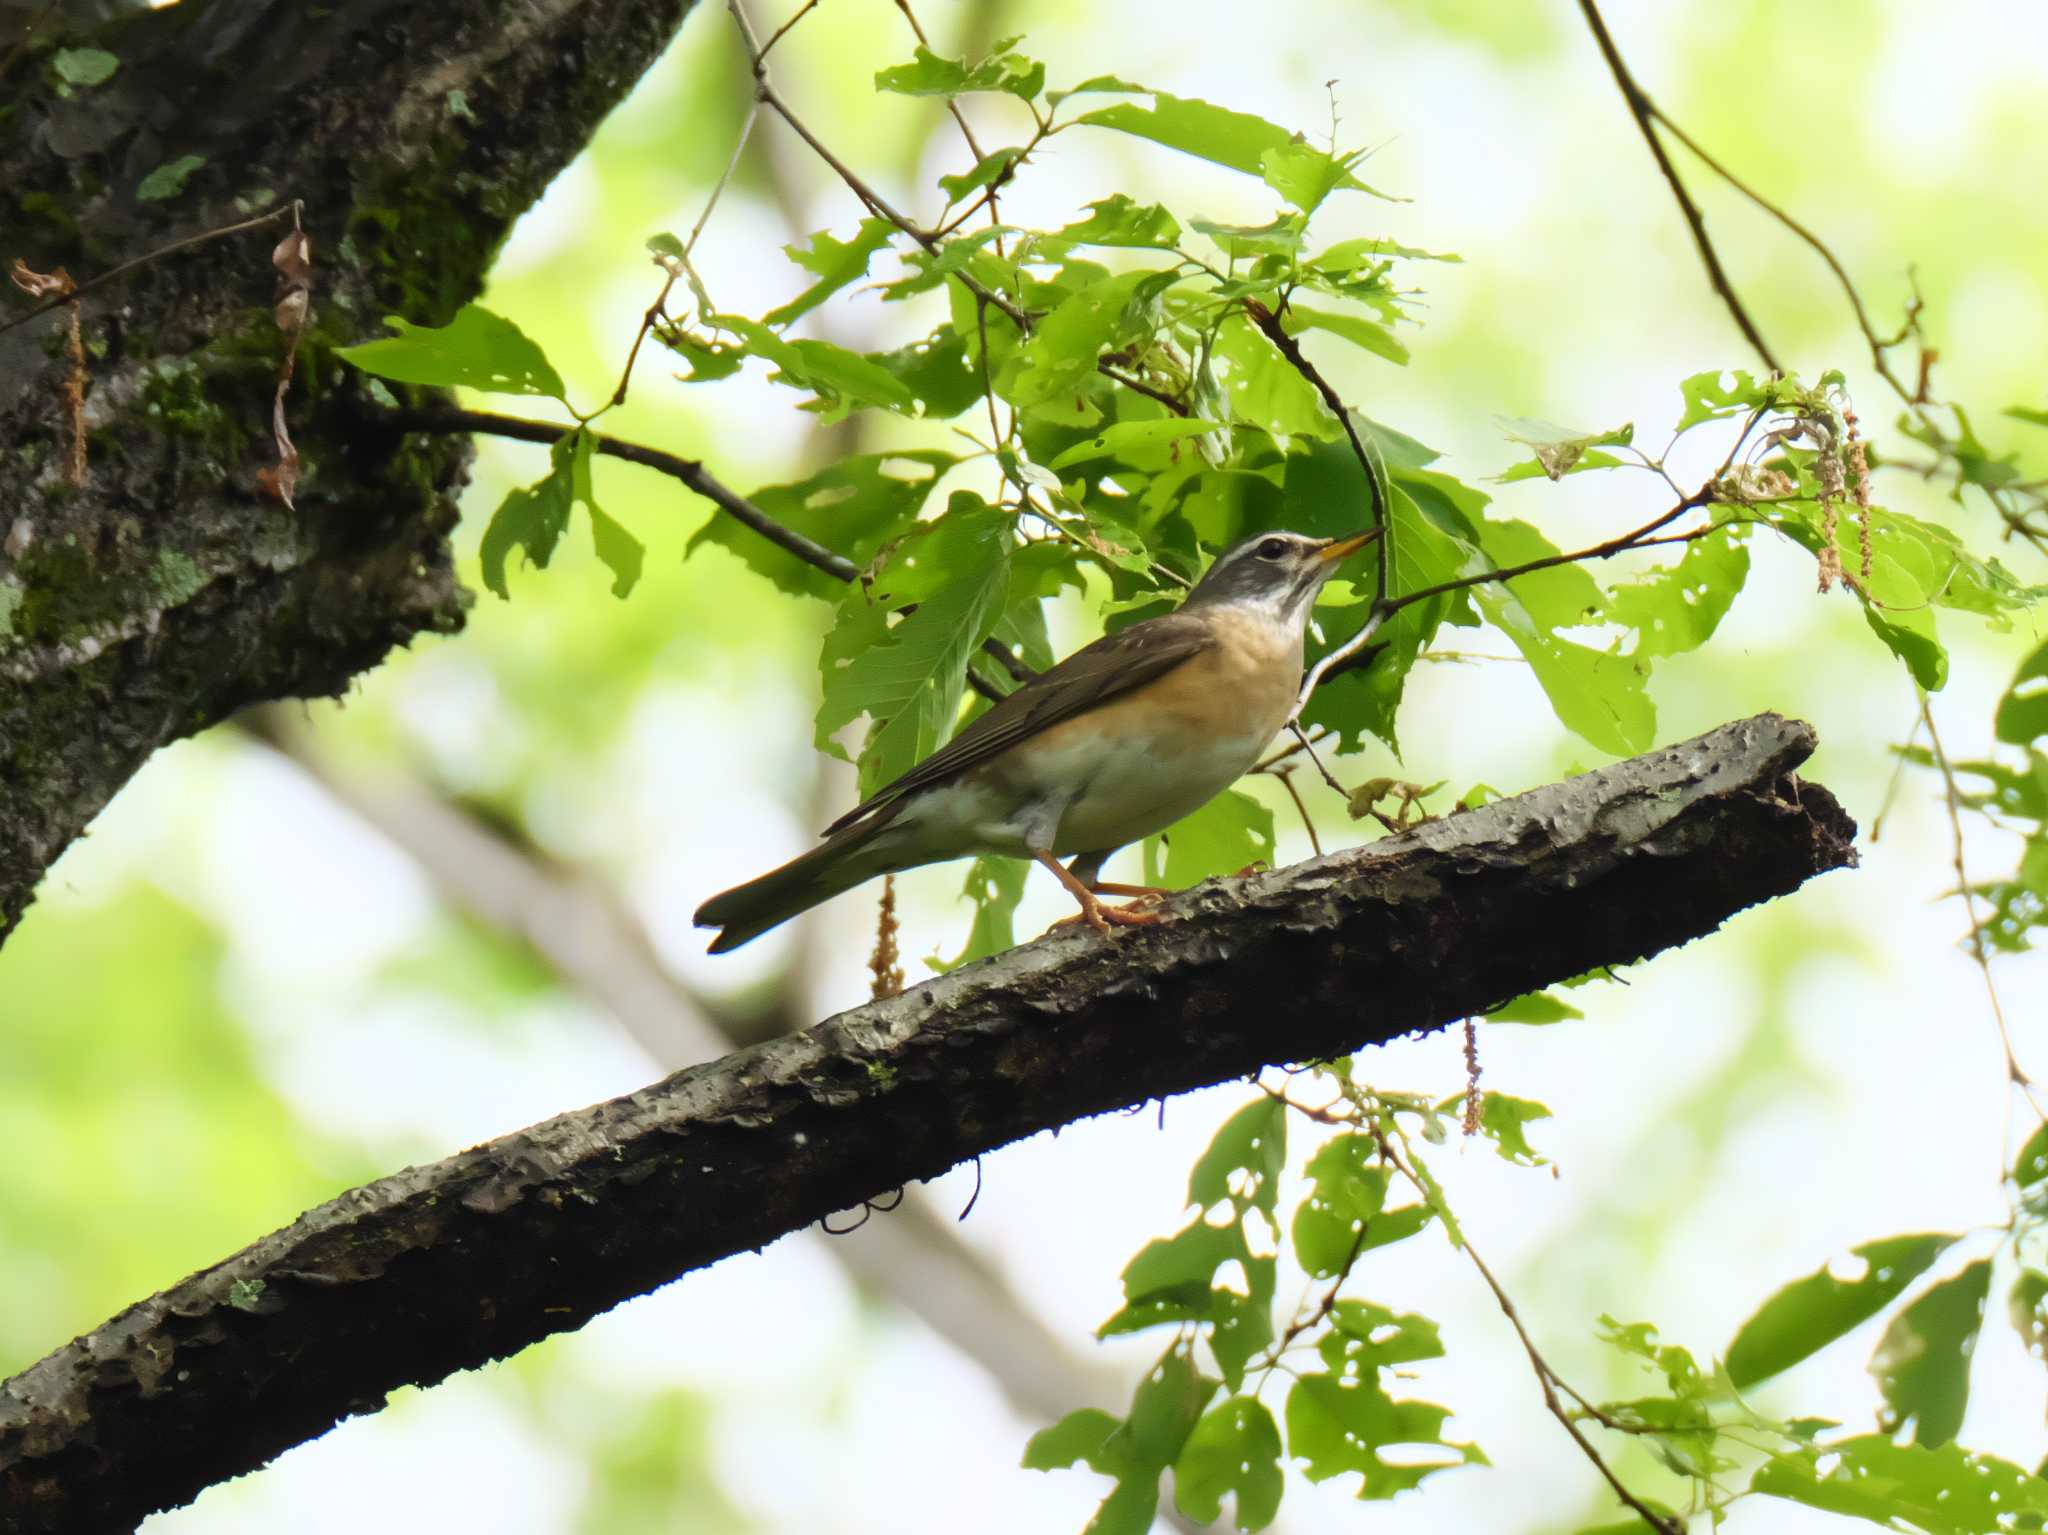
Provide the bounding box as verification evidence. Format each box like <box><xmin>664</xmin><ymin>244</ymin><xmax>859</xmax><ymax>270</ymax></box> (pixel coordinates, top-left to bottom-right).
<box><xmin>1049</xmin><ymin>893</ymin><xmax>1166</xmax><ymax>937</ymax></box>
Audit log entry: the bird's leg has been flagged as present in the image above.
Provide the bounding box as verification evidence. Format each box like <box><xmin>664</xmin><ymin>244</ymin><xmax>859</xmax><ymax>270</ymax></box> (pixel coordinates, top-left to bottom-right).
<box><xmin>1065</xmin><ymin>852</ymin><xmax>1169</xmax><ymax>903</ymax></box>
<box><xmin>1035</xmin><ymin>851</ymin><xmax>1162</xmax><ymax>936</ymax></box>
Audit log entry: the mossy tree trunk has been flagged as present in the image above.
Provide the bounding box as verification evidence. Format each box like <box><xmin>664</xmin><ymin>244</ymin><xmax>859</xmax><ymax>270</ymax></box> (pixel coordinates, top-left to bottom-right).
<box><xmin>0</xmin><ymin>0</ymin><xmax>697</xmax><ymax>942</ymax></box>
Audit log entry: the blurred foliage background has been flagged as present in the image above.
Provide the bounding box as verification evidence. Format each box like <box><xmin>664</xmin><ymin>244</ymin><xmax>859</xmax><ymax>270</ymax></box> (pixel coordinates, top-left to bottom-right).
<box><xmin>7</xmin><ymin>0</ymin><xmax>2048</xmax><ymax>1530</ymax></box>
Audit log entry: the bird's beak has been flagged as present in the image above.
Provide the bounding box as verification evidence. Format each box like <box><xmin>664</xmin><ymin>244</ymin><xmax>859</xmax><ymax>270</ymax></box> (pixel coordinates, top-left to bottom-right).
<box><xmin>1317</xmin><ymin>528</ymin><xmax>1383</xmax><ymax>563</ymax></box>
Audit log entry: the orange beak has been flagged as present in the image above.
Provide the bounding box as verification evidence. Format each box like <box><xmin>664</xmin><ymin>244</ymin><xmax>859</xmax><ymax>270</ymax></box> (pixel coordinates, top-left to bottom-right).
<box><xmin>1317</xmin><ymin>528</ymin><xmax>1383</xmax><ymax>563</ymax></box>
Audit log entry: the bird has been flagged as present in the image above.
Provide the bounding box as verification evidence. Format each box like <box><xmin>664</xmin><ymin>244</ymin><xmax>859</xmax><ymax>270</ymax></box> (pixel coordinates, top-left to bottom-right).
<box><xmin>695</xmin><ymin>526</ymin><xmax>1380</xmax><ymax>952</ymax></box>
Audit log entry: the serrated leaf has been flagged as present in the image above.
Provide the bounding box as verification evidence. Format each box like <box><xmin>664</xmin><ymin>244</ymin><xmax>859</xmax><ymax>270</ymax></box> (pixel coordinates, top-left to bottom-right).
<box><xmin>1473</xmin><ymin>581</ymin><xmax>1654</xmax><ymax>757</ymax></box>
<box><xmin>864</xmin><ymin>326</ymin><xmax>982</xmax><ymax>419</ymax></box>
<box><xmin>339</xmin><ymin>304</ymin><xmax>567</xmax><ymax>400</ymax></box>
<box><xmin>761</xmin><ymin>218</ymin><xmax>896</xmax><ymax>329</ymax></box>
<box><xmin>1473</xmin><ymin>518</ymin><xmax>1605</xmax><ymax>630</ymax></box>
<box><xmin>875</xmin><ymin>41</ymin><xmax>1044</xmax><ymax>100</ymax></box>
<box><xmin>688</xmin><ymin>450</ymin><xmax>953</xmax><ymax>599</ymax></box>
<box><xmin>816</xmin><ymin>500</ymin><xmax>1013</xmax><ymax>795</ymax></box>
<box><xmin>1725</xmin><ymin>1233</ymin><xmax>1961</xmax><ymax>1389</ymax></box>
<box><xmin>1126</xmin><ymin>1347</ymin><xmax>1220</xmax><ymax>1467</ymax></box>
<box><xmin>1048</xmin><ymin>195</ymin><xmax>1183</xmax><ymax>249</ymax></box>
<box><xmin>938</xmin><ymin>146</ymin><xmax>1025</xmax><ymax>206</ymax></box>
<box><xmin>1005</xmin><ymin>269</ymin><xmax>1170</xmax><ymax>410</ymax></box>
<box><xmin>1189</xmin><ymin>214</ymin><xmax>1307</xmax><ymax>259</ymax></box>
<box><xmin>1162</xmin><ymin>789</ymin><xmax>1273</xmax><ymax>889</ymax></box>
<box><xmin>1467</xmin><ymin>1093</ymin><xmax>1551</xmax><ymax>1166</ymax></box>
<box><xmin>1076</xmin><ymin>92</ymin><xmax>1375</xmax><ymax>196</ymax></box>
<box><xmin>1262</xmin><ymin>139</ymin><xmax>1384</xmax><ymax>212</ymax></box>
<box><xmin>1752</xmin><ymin>1435</ymin><xmax>2048</xmax><ymax>1535</ymax></box>
<box><xmin>1174</xmin><ymin>1397</ymin><xmax>1283</xmax><ymax>1532</ymax></box>
<box><xmin>1674</xmin><ymin>368</ymin><xmax>1776</xmax><ymax>432</ymax></box>
<box><xmin>1871</xmin><ymin>1260</ymin><xmax>1990</xmax><ymax>1447</ymax></box>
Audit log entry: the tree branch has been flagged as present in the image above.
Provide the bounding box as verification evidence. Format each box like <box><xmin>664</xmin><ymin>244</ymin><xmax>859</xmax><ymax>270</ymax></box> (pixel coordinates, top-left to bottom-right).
<box><xmin>1574</xmin><ymin>0</ymin><xmax>1782</xmax><ymax>373</ymax></box>
<box><xmin>0</xmin><ymin>713</ymin><xmax>1854</xmax><ymax>1534</ymax></box>
<box><xmin>392</xmin><ymin>406</ymin><xmax>1029</xmax><ymax>699</ymax></box>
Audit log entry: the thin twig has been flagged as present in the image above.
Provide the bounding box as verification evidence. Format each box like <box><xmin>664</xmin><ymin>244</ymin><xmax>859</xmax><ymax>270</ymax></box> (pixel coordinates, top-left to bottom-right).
<box><xmin>1918</xmin><ymin>696</ymin><xmax>2043</xmax><ymax>1124</ymax></box>
<box><xmin>1097</xmin><ymin>361</ymin><xmax>1191</xmax><ymax>417</ymax></box>
<box><xmin>0</xmin><ymin>200</ymin><xmax>304</xmax><ymax>337</ymax></box>
<box><xmin>755</xmin><ymin>0</ymin><xmax>819</xmax><ymax>61</ymax></box>
<box><xmin>604</xmin><ymin>264</ymin><xmax>684</xmax><ymax>413</ymax></box>
<box><xmin>1271</xmin><ymin>766</ymin><xmax>1323</xmax><ymax>858</ymax></box>
<box><xmin>393</xmin><ymin>407</ymin><xmax>1021</xmax><ymax>700</ymax></box>
<box><xmin>1241</xmin><ymin>299</ymin><xmax>1390</xmax><ymax>606</ymax></box>
<box><xmin>1574</xmin><ymin>0</ymin><xmax>1781</xmax><ymax>374</ymax></box>
<box><xmin>1375</xmin><ymin>1129</ymin><xmax>1683</xmax><ymax>1535</ymax></box>
<box><xmin>727</xmin><ymin>0</ymin><xmax>1035</xmax><ymax>331</ymax></box>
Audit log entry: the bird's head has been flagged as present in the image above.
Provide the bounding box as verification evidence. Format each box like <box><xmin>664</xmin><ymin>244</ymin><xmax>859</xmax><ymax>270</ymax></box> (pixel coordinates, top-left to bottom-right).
<box><xmin>1180</xmin><ymin>528</ymin><xmax>1382</xmax><ymax>627</ymax></box>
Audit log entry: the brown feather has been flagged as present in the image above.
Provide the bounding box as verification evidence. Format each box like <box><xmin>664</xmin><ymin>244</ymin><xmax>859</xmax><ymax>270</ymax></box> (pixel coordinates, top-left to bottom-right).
<box><xmin>821</xmin><ymin>611</ymin><xmax>1217</xmax><ymax>837</ymax></box>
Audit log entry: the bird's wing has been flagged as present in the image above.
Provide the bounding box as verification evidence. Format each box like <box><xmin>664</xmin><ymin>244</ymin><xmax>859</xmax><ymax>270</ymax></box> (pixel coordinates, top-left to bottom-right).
<box><xmin>822</xmin><ymin>610</ymin><xmax>1217</xmax><ymax>836</ymax></box>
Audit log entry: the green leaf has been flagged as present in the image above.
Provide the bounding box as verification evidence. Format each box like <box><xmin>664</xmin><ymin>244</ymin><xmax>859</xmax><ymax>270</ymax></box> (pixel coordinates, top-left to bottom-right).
<box><xmin>1286</xmin><ymin>1303</ymin><xmax>1482</xmax><ymax>1500</ymax></box>
<box><xmin>816</xmin><ymin>499</ymin><xmax>1013</xmax><ymax>795</ymax></box>
<box><xmin>1213</xmin><ymin>315</ymin><xmax>1337</xmax><ymax>443</ymax></box>
<box><xmin>938</xmin><ymin>146</ymin><xmax>1025</xmax><ymax>206</ymax></box>
<box><xmin>2008</xmin><ymin>405</ymin><xmax>2048</xmax><ymax>429</ymax></box>
<box><xmin>556</xmin><ymin>434</ymin><xmax>643</xmax><ymax>598</ymax></box>
<box><xmin>1128</xmin><ymin>1347</ymin><xmax>1220</xmax><ymax>1467</ymax></box>
<box><xmin>1004</xmin><ymin>269</ymin><xmax>1171</xmax><ymax>410</ymax></box>
<box><xmin>1283</xmin><ymin>304</ymin><xmax>1409</xmax><ymax>366</ymax></box>
<box><xmin>2016</xmin><ymin>1119</ymin><xmax>2048</xmax><ymax>1189</ymax></box>
<box><xmin>864</xmin><ymin>326</ymin><xmax>982</xmax><ymax>420</ymax></box>
<box><xmin>1674</xmin><ymin>368</ymin><xmax>1776</xmax><ymax>432</ymax></box>
<box><xmin>136</xmin><ymin>153</ymin><xmax>207</xmax><ymax>202</ymax></box>
<box><xmin>1473</xmin><ymin>518</ymin><xmax>1605</xmax><ymax>630</ymax></box>
<box><xmin>1291</xmin><ymin>1135</ymin><xmax>1388</xmax><ymax>1277</ymax></box>
<box><xmin>1998</xmin><ymin>640</ymin><xmax>2048</xmax><ymax>747</ymax></box>
<box><xmin>1189</xmin><ymin>214</ymin><xmax>1307</xmax><ymax>259</ymax></box>
<box><xmin>875</xmin><ymin>41</ymin><xmax>1044</xmax><ymax>100</ymax></box>
<box><xmin>53</xmin><ymin>48</ymin><xmax>118</xmax><ymax>86</ymax></box>
<box><xmin>688</xmin><ymin>450</ymin><xmax>953</xmax><ymax>599</ymax></box>
<box><xmin>1472</xmin><ymin>581</ymin><xmax>1654</xmax><ymax>757</ymax></box>
<box><xmin>1262</xmin><ymin>140</ymin><xmax>1383</xmax><ymax>213</ymax></box>
<box><xmin>1725</xmin><ymin>1233</ymin><xmax>1962</xmax><ymax>1388</ymax></box>
<box><xmin>1753</xmin><ymin>1435</ymin><xmax>2048</xmax><ymax>1535</ymax></box>
<box><xmin>2008</xmin><ymin>1269</ymin><xmax>2048</xmax><ymax>1358</ymax></box>
<box><xmin>715</xmin><ymin>314</ymin><xmax>915</xmax><ymax>415</ymax></box>
<box><xmin>1023</xmin><ymin>1408</ymin><xmax>1122</xmax><ymax>1472</ymax></box>
<box><xmin>1162</xmin><ymin>789</ymin><xmax>1273</xmax><ymax>888</ymax></box>
<box><xmin>761</xmin><ymin>219</ymin><xmax>896</xmax><ymax>329</ymax></box>
<box><xmin>479</xmin><ymin>432</ymin><xmax>577</xmax><ymax>599</ymax></box>
<box><xmin>1048</xmin><ymin>418</ymin><xmax>1222</xmax><ymax>471</ymax></box>
<box><xmin>1189</xmin><ymin>1096</ymin><xmax>1287</xmax><ymax>1214</ymax></box>
<box><xmin>338</xmin><ymin>305</ymin><xmax>568</xmax><ymax>400</ymax></box>
<box><xmin>1871</xmin><ymin>1260</ymin><xmax>1990</xmax><ymax>1447</ymax></box>
<box><xmin>1484</xmin><ymin>990</ymin><xmax>1584</xmax><ymax>1024</ymax></box>
<box><xmin>930</xmin><ymin>855</ymin><xmax>1029</xmax><ymax>971</ymax></box>
<box><xmin>1174</xmin><ymin>1397</ymin><xmax>1283</xmax><ymax>1531</ymax></box>
<box><xmin>645</xmin><ymin>232</ymin><xmax>685</xmax><ymax>260</ymax></box>
<box><xmin>1468</xmin><ymin>1093</ymin><xmax>1551</xmax><ymax>1166</ymax></box>
<box><xmin>1077</xmin><ymin>92</ymin><xmax>1376</xmax><ymax>197</ymax></box>
<box><xmin>1048</xmin><ymin>195</ymin><xmax>1184</xmax><ymax>249</ymax></box>
<box><xmin>1605</xmin><ymin>525</ymin><xmax>1751</xmax><ymax>660</ymax></box>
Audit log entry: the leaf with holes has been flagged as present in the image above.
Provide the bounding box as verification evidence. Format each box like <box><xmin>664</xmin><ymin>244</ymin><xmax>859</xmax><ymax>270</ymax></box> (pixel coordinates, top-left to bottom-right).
<box><xmin>762</xmin><ymin>219</ymin><xmax>897</xmax><ymax>329</ymax></box>
<box><xmin>1174</xmin><ymin>1397</ymin><xmax>1283</xmax><ymax>1532</ymax></box>
<box><xmin>1725</xmin><ymin>1233</ymin><xmax>1961</xmax><ymax>1388</ymax></box>
<box><xmin>1870</xmin><ymin>1260</ymin><xmax>1989</xmax><ymax>1448</ymax></box>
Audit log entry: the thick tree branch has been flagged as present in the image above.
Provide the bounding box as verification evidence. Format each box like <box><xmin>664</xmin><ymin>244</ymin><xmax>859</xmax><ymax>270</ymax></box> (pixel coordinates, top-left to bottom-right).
<box><xmin>0</xmin><ymin>0</ymin><xmax>699</xmax><ymax>944</ymax></box>
<box><xmin>0</xmin><ymin>713</ymin><xmax>1855</xmax><ymax>1534</ymax></box>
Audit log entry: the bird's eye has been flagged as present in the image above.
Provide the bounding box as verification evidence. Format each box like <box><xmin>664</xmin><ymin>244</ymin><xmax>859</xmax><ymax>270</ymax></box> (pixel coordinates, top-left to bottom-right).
<box><xmin>1256</xmin><ymin>537</ymin><xmax>1289</xmax><ymax>560</ymax></box>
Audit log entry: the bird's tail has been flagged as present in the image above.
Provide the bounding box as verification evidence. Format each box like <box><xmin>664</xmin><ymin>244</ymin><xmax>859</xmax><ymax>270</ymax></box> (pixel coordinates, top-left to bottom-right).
<box><xmin>694</xmin><ymin>823</ymin><xmax>894</xmax><ymax>953</ymax></box>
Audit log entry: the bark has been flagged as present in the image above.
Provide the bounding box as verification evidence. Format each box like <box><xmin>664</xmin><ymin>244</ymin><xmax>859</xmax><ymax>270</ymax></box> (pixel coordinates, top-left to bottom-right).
<box><xmin>0</xmin><ymin>712</ymin><xmax>1856</xmax><ymax>1534</ymax></box>
<box><xmin>0</xmin><ymin>0</ymin><xmax>697</xmax><ymax>942</ymax></box>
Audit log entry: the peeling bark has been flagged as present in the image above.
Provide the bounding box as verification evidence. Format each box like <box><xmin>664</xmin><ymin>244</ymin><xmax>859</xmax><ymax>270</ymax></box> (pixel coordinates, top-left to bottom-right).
<box><xmin>0</xmin><ymin>713</ymin><xmax>1857</xmax><ymax>1535</ymax></box>
<box><xmin>0</xmin><ymin>0</ymin><xmax>697</xmax><ymax>940</ymax></box>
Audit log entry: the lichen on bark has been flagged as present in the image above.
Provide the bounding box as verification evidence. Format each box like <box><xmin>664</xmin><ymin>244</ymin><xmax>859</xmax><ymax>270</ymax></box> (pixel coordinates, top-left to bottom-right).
<box><xmin>0</xmin><ymin>0</ymin><xmax>699</xmax><ymax>942</ymax></box>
